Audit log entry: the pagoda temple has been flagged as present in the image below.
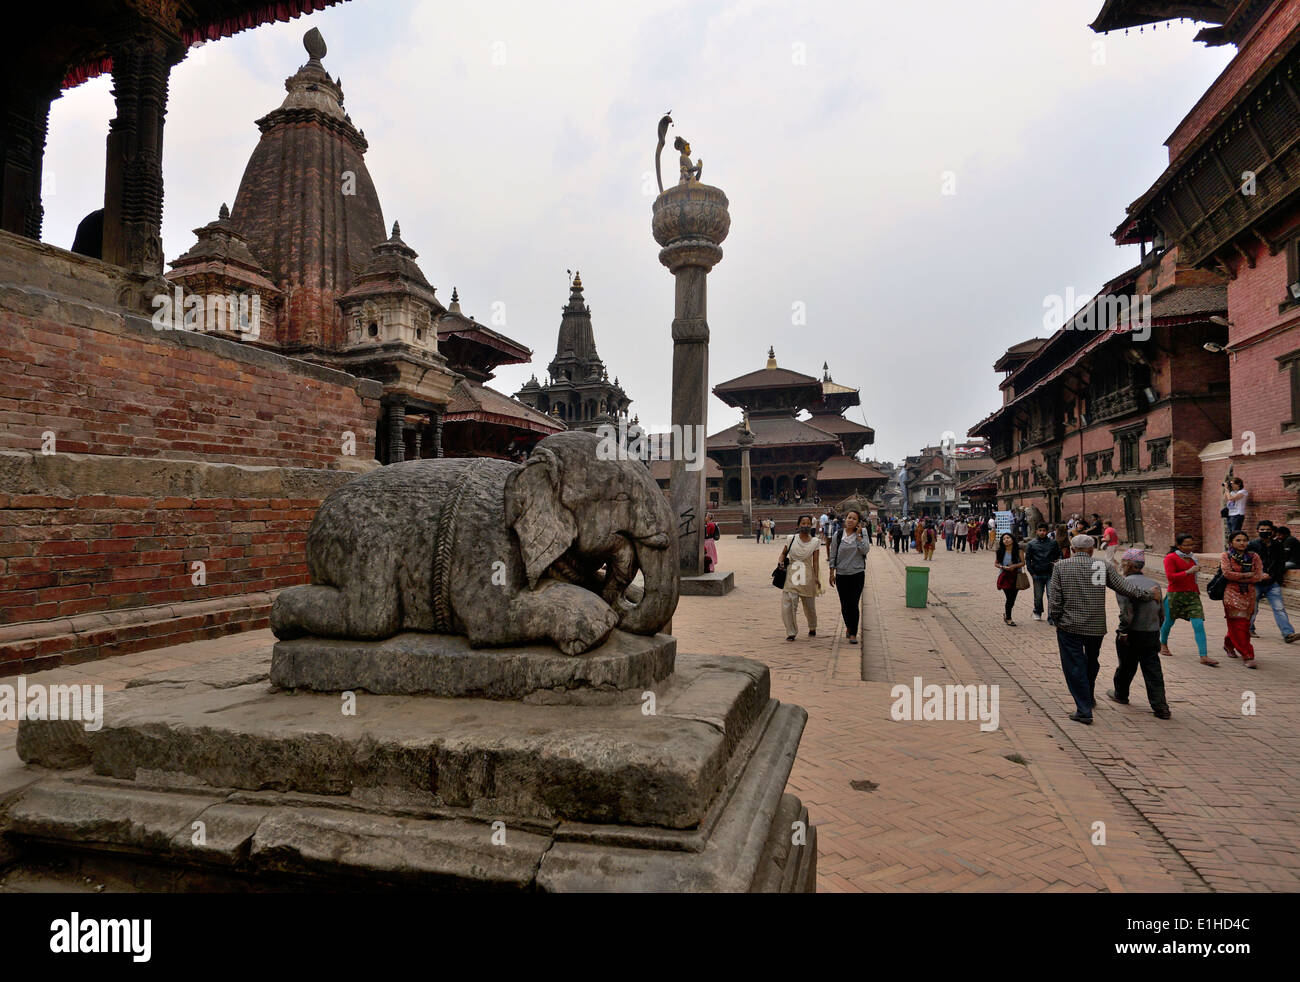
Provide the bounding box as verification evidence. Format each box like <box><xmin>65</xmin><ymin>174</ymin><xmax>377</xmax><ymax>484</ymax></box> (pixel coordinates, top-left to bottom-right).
<box><xmin>514</xmin><ymin>273</ymin><xmax>632</xmax><ymax>432</ymax></box>
<box><xmin>438</xmin><ymin>289</ymin><xmax>563</xmax><ymax>459</ymax></box>
<box><xmin>165</xmin><ymin>29</ymin><xmax>557</xmax><ymax>463</ymax></box>
<box><xmin>708</xmin><ymin>349</ymin><xmax>884</xmax><ymax>504</ymax></box>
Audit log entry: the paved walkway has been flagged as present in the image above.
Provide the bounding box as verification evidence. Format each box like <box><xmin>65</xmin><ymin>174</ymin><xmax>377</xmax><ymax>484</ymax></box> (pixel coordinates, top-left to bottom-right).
<box><xmin>685</xmin><ymin>535</ymin><xmax>1300</xmax><ymax>892</ymax></box>
<box><xmin>4</xmin><ymin>536</ymin><xmax>1299</xmax><ymax>892</ymax></box>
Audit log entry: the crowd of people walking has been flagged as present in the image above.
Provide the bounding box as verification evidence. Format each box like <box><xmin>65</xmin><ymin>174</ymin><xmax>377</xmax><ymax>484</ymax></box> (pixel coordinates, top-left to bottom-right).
<box><xmin>753</xmin><ymin>490</ymin><xmax>1298</xmax><ymax>727</ymax></box>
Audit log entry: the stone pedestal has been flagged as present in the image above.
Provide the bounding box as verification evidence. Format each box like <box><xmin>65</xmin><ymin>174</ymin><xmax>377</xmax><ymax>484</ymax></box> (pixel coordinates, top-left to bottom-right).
<box><xmin>652</xmin><ymin>181</ymin><xmax>730</xmax><ymax>580</ymax></box>
<box><xmin>680</xmin><ymin>571</ymin><xmax>736</xmax><ymax>596</ymax></box>
<box><xmin>3</xmin><ymin>634</ymin><xmax>815</xmax><ymax>892</ymax></box>
<box><xmin>271</xmin><ymin>630</ymin><xmax>675</xmax><ymax>703</ymax></box>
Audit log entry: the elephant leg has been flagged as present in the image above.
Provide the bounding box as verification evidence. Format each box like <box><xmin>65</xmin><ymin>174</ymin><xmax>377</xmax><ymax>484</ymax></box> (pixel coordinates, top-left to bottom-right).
<box><xmin>270</xmin><ymin>583</ymin><xmax>401</xmax><ymax>640</ymax></box>
<box><xmin>465</xmin><ymin>581</ymin><xmax>617</xmax><ymax>655</ymax></box>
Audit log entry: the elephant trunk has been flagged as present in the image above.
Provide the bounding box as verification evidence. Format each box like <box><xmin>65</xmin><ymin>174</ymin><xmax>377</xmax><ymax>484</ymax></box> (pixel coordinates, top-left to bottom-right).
<box><xmin>617</xmin><ymin>537</ymin><xmax>679</xmax><ymax>635</ymax></box>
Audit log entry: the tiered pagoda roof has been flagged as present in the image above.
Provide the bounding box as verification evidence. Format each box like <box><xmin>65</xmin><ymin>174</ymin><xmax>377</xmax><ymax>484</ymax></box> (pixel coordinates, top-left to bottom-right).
<box><xmin>437</xmin><ymin>289</ymin><xmax>533</xmax><ymax>385</ymax></box>
<box><xmin>713</xmin><ymin>347</ymin><xmax>824</xmax><ymax>416</ymax></box>
<box><xmin>445</xmin><ymin>379</ymin><xmax>565</xmax><ymax>437</ymax></box>
<box><xmin>709</xmin><ymin>416</ymin><xmax>841</xmax><ymax>451</ymax></box>
<box><xmin>1089</xmin><ymin>1</ymin><xmax>1260</xmax><ymax>46</ymax></box>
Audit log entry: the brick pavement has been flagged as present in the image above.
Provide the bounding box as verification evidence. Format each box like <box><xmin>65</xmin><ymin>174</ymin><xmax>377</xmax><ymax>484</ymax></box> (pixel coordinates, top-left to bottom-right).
<box><xmin>4</xmin><ymin>536</ymin><xmax>1298</xmax><ymax>891</ymax></box>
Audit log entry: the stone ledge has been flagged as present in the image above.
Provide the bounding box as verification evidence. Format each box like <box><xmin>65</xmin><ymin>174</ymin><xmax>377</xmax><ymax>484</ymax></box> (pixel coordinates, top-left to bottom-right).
<box><xmin>680</xmin><ymin>571</ymin><xmax>735</xmax><ymax>596</ymax></box>
<box><xmin>1</xmin><ymin>698</ymin><xmax>813</xmax><ymax>891</ymax></box>
<box><xmin>0</xmin><ymin>449</ymin><xmax>372</xmax><ymax>499</ymax></box>
<box><xmin>0</xmin><ymin>592</ymin><xmax>276</xmax><ymax>678</ymax></box>
<box><xmin>16</xmin><ymin>651</ymin><xmax>772</xmax><ymax>830</ymax></box>
<box><xmin>270</xmin><ymin>630</ymin><xmax>676</xmax><ymax>702</ymax></box>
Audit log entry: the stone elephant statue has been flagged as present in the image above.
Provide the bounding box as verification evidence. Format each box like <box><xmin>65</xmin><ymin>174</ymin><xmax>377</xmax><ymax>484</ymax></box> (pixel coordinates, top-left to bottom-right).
<box><xmin>1024</xmin><ymin>504</ymin><xmax>1045</xmax><ymax>531</ymax></box>
<box><xmin>270</xmin><ymin>431</ymin><xmax>679</xmax><ymax>655</ymax></box>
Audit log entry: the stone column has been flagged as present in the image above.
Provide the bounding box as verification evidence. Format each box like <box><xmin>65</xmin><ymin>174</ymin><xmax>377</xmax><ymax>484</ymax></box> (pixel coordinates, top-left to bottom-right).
<box><xmin>102</xmin><ymin>20</ymin><xmax>184</xmax><ymax>273</ymax></box>
<box><xmin>652</xmin><ymin>182</ymin><xmax>730</xmax><ymax>578</ymax></box>
<box><xmin>433</xmin><ymin>409</ymin><xmax>444</xmax><ymax>458</ymax></box>
<box><xmin>412</xmin><ymin>426</ymin><xmax>422</xmax><ymax>460</ymax></box>
<box><xmin>738</xmin><ymin>427</ymin><xmax>754</xmax><ymax>538</ymax></box>
<box><xmin>386</xmin><ymin>402</ymin><xmax>405</xmax><ymax>464</ymax></box>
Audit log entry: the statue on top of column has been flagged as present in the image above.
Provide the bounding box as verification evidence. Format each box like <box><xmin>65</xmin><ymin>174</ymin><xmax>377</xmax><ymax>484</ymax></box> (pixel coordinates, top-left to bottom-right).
<box><xmin>675</xmin><ymin>136</ymin><xmax>703</xmax><ymax>185</ymax></box>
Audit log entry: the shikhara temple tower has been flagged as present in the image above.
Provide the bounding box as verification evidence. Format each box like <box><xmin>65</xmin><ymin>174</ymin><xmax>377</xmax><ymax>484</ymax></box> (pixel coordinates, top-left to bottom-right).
<box><xmin>515</xmin><ymin>273</ymin><xmax>632</xmax><ymax>432</ymax></box>
<box><xmin>165</xmin><ymin>28</ymin><xmax>559</xmax><ymax>463</ymax></box>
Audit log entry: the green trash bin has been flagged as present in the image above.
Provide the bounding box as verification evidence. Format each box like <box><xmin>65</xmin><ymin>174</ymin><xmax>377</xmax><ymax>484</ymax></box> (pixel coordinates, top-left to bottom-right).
<box><xmin>905</xmin><ymin>566</ymin><xmax>930</xmax><ymax>608</ymax></box>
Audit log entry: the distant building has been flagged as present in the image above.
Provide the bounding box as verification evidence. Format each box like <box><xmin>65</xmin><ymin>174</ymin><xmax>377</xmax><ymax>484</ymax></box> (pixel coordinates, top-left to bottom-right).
<box><xmin>515</xmin><ymin>273</ymin><xmax>632</xmax><ymax>432</ymax></box>
<box><xmin>708</xmin><ymin>349</ymin><xmax>884</xmax><ymax>504</ymax></box>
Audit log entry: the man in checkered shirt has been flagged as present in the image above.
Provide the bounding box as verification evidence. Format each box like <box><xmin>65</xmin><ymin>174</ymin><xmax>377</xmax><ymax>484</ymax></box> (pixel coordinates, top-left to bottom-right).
<box><xmin>1047</xmin><ymin>535</ymin><xmax>1161</xmax><ymax>725</ymax></box>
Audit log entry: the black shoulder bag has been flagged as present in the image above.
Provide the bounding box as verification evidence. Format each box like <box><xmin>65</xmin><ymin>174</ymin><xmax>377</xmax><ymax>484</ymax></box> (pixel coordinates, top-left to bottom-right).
<box><xmin>772</xmin><ymin>536</ymin><xmax>793</xmax><ymax>588</ymax></box>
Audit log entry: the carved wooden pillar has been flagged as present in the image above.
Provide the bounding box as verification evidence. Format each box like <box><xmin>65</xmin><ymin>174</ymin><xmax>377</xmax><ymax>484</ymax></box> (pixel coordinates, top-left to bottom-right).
<box><xmin>102</xmin><ymin>12</ymin><xmax>184</xmax><ymax>273</ymax></box>
<box><xmin>1</xmin><ymin>84</ymin><xmax>55</xmax><ymax>239</ymax></box>
<box><xmin>386</xmin><ymin>403</ymin><xmax>405</xmax><ymax>464</ymax></box>
<box><xmin>433</xmin><ymin>409</ymin><xmax>444</xmax><ymax>458</ymax></box>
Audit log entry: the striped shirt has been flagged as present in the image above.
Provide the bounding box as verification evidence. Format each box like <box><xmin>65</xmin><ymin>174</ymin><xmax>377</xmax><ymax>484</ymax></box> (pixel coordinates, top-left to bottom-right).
<box><xmin>1046</xmin><ymin>554</ymin><xmax>1154</xmax><ymax>637</ymax></box>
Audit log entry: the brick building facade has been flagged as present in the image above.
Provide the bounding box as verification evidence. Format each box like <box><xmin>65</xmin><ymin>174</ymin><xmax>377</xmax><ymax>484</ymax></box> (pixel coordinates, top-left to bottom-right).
<box><xmin>1094</xmin><ymin>0</ymin><xmax>1300</xmax><ymax>541</ymax></box>
<box><xmin>970</xmin><ymin>261</ymin><xmax>1231</xmax><ymax>549</ymax></box>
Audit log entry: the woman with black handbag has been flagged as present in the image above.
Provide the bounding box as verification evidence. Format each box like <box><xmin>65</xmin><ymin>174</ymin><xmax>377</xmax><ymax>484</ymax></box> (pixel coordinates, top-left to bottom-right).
<box><xmin>778</xmin><ymin>515</ymin><xmax>823</xmax><ymax>641</ymax></box>
<box><xmin>995</xmin><ymin>532</ymin><xmax>1027</xmax><ymax>626</ymax></box>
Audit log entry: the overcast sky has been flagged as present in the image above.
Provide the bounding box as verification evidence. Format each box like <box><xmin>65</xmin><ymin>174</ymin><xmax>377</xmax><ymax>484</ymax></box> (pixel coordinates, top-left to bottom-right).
<box><xmin>41</xmin><ymin>0</ymin><xmax>1235</xmax><ymax>465</ymax></box>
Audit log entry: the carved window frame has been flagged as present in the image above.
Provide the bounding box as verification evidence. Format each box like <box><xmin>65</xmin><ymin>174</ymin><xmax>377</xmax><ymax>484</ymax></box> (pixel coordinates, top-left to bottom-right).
<box><xmin>1279</xmin><ymin>350</ymin><xmax>1300</xmax><ymax>433</ymax></box>
<box><xmin>1145</xmin><ymin>436</ymin><xmax>1171</xmax><ymax>469</ymax></box>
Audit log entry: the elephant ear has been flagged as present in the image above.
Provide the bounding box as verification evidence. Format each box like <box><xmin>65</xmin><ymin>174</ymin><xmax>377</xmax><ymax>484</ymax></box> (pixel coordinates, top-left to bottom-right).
<box><xmin>505</xmin><ymin>447</ymin><xmax>578</xmax><ymax>588</ymax></box>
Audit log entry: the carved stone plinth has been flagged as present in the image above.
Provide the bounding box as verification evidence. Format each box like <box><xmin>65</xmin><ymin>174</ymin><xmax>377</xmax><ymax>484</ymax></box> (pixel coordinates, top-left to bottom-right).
<box><xmin>271</xmin><ymin>629</ymin><xmax>675</xmax><ymax>704</ymax></box>
<box><xmin>3</xmin><ymin>641</ymin><xmax>816</xmax><ymax>892</ymax></box>
<box><xmin>680</xmin><ymin>571</ymin><xmax>736</xmax><ymax>596</ymax></box>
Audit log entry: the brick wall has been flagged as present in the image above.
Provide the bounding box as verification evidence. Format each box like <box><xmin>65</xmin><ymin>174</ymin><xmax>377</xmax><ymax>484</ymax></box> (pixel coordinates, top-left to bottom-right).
<box><xmin>0</xmin><ymin>287</ymin><xmax>377</xmax><ymax>468</ymax></box>
<box><xmin>0</xmin><ymin>493</ymin><xmax>316</xmax><ymax>623</ymax></box>
<box><xmin>1221</xmin><ymin>237</ymin><xmax>1300</xmax><ymax>527</ymax></box>
<box><xmin>0</xmin><ymin>241</ymin><xmax>382</xmax><ymax>674</ymax></box>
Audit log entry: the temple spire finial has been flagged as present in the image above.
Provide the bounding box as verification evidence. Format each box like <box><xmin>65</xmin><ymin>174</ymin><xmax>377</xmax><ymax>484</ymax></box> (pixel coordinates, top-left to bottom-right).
<box><xmin>304</xmin><ymin>28</ymin><xmax>327</xmax><ymax>64</ymax></box>
<box><xmin>766</xmin><ymin>346</ymin><xmax>777</xmax><ymax>370</ymax></box>
<box><xmin>391</xmin><ymin>220</ymin><xmax>401</xmax><ymax>239</ymax></box>
<box><xmin>218</xmin><ymin>202</ymin><xmax>230</xmax><ymax>220</ymax></box>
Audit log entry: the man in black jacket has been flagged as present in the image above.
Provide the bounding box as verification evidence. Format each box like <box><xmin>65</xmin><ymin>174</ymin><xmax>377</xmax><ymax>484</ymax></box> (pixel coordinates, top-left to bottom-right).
<box><xmin>1278</xmin><ymin>526</ymin><xmax>1300</xmax><ymax>569</ymax></box>
<box><xmin>1025</xmin><ymin>523</ymin><xmax>1062</xmax><ymax>623</ymax></box>
<box><xmin>1248</xmin><ymin>520</ymin><xmax>1300</xmax><ymax>643</ymax></box>
<box><xmin>1085</xmin><ymin>513</ymin><xmax>1104</xmax><ymax>541</ymax></box>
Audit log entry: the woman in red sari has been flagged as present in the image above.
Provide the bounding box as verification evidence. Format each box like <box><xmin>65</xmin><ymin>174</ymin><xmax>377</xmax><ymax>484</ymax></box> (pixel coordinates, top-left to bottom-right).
<box><xmin>1220</xmin><ymin>531</ymin><xmax>1265</xmax><ymax>667</ymax></box>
